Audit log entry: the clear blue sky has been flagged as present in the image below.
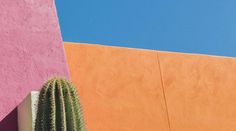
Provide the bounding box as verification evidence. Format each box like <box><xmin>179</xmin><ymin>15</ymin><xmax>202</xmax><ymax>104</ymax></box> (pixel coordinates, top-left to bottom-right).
<box><xmin>55</xmin><ymin>0</ymin><xmax>236</xmax><ymax>57</ymax></box>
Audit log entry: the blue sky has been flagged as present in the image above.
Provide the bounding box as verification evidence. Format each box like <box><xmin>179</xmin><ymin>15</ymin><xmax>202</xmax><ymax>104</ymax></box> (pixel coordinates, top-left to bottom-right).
<box><xmin>55</xmin><ymin>0</ymin><xmax>236</xmax><ymax>57</ymax></box>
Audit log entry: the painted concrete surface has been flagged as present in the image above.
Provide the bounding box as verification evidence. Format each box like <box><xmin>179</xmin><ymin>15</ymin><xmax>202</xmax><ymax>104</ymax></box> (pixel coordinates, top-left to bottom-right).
<box><xmin>64</xmin><ymin>42</ymin><xmax>236</xmax><ymax>131</ymax></box>
<box><xmin>0</xmin><ymin>0</ymin><xmax>69</xmax><ymax>124</ymax></box>
<box><xmin>64</xmin><ymin>43</ymin><xmax>170</xmax><ymax>131</ymax></box>
<box><xmin>18</xmin><ymin>91</ymin><xmax>39</xmax><ymax>131</ymax></box>
<box><xmin>158</xmin><ymin>52</ymin><xmax>236</xmax><ymax>131</ymax></box>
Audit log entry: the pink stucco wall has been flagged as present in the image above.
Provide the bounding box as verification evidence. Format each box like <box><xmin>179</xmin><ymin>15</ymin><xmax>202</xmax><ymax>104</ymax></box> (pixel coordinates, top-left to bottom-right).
<box><xmin>0</xmin><ymin>0</ymin><xmax>69</xmax><ymax>128</ymax></box>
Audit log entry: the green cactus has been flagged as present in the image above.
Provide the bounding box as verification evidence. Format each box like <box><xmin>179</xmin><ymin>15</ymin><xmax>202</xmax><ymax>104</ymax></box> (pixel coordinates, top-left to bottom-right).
<box><xmin>35</xmin><ymin>77</ymin><xmax>86</xmax><ymax>131</ymax></box>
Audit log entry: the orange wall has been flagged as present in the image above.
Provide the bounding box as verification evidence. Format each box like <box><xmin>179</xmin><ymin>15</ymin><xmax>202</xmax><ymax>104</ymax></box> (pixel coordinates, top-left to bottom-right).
<box><xmin>64</xmin><ymin>42</ymin><xmax>236</xmax><ymax>131</ymax></box>
<box><xmin>64</xmin><ymin>43</ymin><xmax>170</xmax><ymax>131</ymax></box>
<box><xmin>158</xmin><ymin>52</ymin><xmax>236</xmax><ymax>131</ymax></box>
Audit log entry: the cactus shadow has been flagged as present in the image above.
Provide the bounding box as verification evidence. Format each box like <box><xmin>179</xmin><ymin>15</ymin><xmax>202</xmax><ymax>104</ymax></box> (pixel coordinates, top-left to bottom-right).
<box><xmin>0</xmin><ymin>107</ymin><xmax>18</xmax><ymax>131</ymax></box>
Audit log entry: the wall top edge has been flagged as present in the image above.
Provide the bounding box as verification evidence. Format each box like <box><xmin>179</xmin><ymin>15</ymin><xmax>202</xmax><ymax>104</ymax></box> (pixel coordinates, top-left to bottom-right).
<box><xmin>63</xmin><ymin>42</ymin><xmax>236</xmax><ymax>60</ymax></box>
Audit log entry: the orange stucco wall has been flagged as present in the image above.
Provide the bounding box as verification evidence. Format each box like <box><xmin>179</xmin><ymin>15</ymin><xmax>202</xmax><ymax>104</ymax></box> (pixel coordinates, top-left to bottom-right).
<box><xmin>158</xmin><ymin>52</ymin><xmax>236</xmax><ymax>131</ymax></box>
<box><xmin>64</xmin><ymin>43</ymin><xmax>170</xmax><ymax>131</ymax></box>
<box><xmin>64</xmin><ymin>42</ymin><xmax>236</xmax><ymax>131</ymax></box>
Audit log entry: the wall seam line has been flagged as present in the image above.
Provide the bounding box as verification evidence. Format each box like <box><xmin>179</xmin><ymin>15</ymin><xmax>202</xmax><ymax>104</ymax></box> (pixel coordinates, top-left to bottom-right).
<box><xmin>156</xmin><ymin>51</ymin><xmax>172</xmax><ymax>131</ymax></box>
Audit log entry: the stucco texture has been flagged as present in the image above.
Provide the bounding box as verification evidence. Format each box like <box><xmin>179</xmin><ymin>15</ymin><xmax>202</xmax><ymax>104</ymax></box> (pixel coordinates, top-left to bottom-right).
<box><xmin>0</xmin><ymin>0</ymin><xmax>69</xmax><ymax>124</ymax></box>
<box><xmin>158</xmin><ymin>52</ymin><xmax>236</xmax><ymax>131</ymax></box>
<box><xmin>64</xmin><ymin>43</ymin><xmax>236</xmax><ymax>131</ymax></box>
<box><xmin>64</xmin><ymin>43</ymin><xmax>170</xmax><ymax>131</ymax></box>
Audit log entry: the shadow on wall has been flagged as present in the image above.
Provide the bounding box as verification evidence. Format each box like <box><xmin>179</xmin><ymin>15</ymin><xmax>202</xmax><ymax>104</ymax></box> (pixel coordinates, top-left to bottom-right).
<box><xmin>0</xmin><ymin>107</ymin><xmax>18</xmax><ymax>131</ymax></box>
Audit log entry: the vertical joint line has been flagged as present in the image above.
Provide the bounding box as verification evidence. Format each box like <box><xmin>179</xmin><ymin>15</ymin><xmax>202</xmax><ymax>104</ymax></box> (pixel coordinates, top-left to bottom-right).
<box><xmin>156</xmin><ymin>52</ymin><xmax>172</xmax><ymax>131</ymax></box>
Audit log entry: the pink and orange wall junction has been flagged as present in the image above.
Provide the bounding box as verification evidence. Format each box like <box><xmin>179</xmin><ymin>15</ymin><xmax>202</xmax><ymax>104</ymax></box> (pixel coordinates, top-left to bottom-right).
<box><xmin>1</xmin><ymin>0</ymin><xmax>236</xmax><ymax>131</ymax></box>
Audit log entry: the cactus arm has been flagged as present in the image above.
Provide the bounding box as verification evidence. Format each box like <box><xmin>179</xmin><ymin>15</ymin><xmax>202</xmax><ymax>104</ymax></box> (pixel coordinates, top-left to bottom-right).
<box><xmin>62</xmin><ymin>80</ymin><xmax>76</xmax><ymax>131</ymax></box>
<box><xmin>48</xmin><ymin>79</ymin><xmax>56</xmax><ymax>131</ymax></box>
<box><xmin>69</xmin><ymin>84</ymin><xmax>86</xmax><ymax>131</ymax></box>
<box><xmin>56</xmin><ymin>79</ymin><xmax>67</xmax><ymax>131</ymax></box>
<box><xmin>35</xmin><ymin>79</ymin><xmax>53</xmax><ymax>131</ymax></box>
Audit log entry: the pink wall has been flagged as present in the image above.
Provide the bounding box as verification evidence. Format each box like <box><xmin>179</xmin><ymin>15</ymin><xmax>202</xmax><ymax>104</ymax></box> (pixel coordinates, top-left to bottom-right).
<box><xmin>0</xmin><ymin>0</ymin><xmax>69</xmax><ymax>129</ymax></box>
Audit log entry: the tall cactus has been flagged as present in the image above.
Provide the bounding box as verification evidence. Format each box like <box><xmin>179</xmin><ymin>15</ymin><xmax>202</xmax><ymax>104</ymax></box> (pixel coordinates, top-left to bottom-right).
<box><xmin>35</xmin><ymin>77</ymin><xmax>86</xmax><ymax>131</ymax></box>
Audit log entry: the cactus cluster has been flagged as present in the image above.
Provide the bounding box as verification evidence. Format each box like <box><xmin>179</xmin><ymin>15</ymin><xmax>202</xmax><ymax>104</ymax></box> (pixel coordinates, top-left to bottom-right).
<box><xmin>35</xmin><ymin>77</ymin><xmax>86</xmax><ymax>131</ymax></box>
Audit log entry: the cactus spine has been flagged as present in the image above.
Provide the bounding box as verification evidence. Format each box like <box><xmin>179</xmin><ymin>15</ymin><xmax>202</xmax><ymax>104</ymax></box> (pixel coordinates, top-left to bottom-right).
<box><xmin>35</xmin><ymin>77</ymin><xmax>86</xmax><ymax>131</ymax></box>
